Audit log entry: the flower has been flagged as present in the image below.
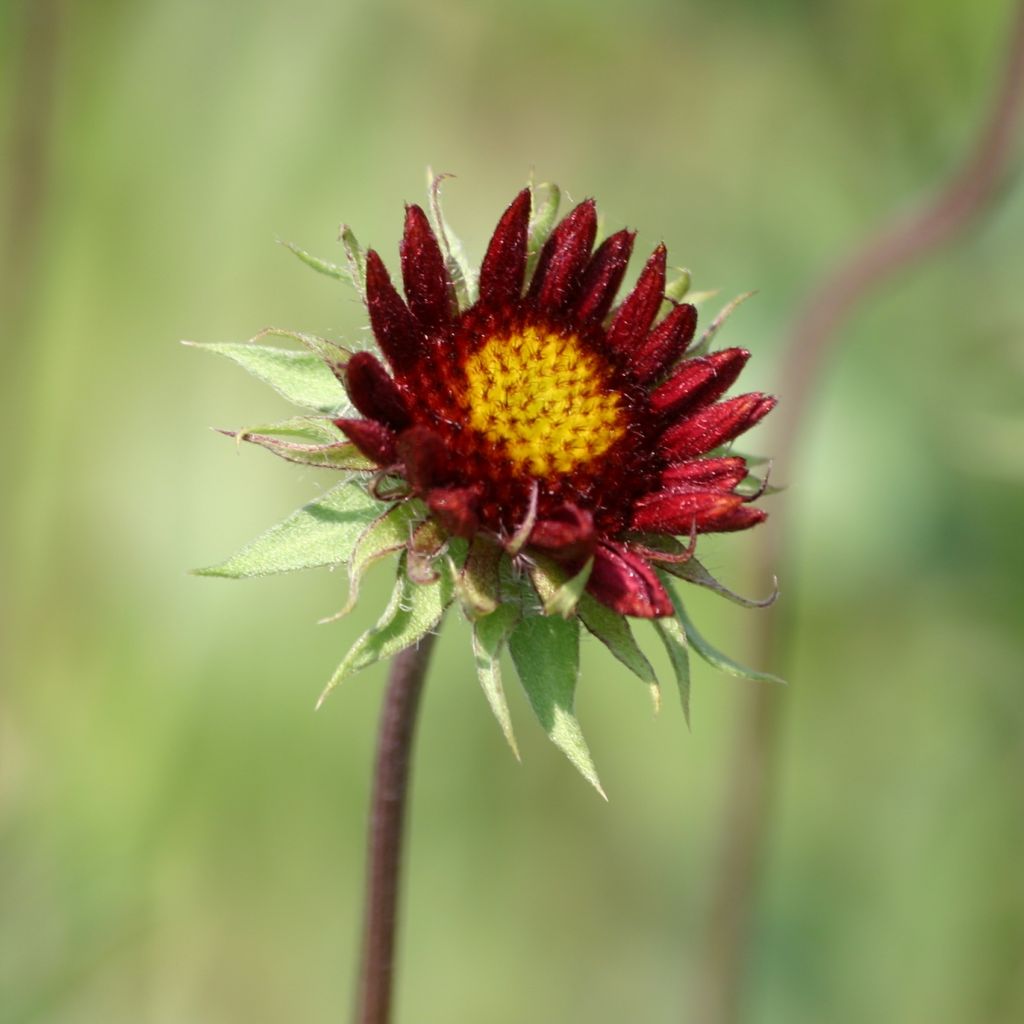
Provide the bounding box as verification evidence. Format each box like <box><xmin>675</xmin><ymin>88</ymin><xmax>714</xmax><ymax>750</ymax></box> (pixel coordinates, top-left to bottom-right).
<box><xmin>192</xmin><ymin>178</ymin><xmax>781</xmax><ymax>791</ymax></box>
<box><xmin>336</xmin><ymin>188</ymin><xmax>775</xmax><ymax>619</ymax></box>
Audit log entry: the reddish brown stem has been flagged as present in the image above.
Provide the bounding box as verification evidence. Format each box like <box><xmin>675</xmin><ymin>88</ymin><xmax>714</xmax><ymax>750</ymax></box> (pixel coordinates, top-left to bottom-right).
<box><xmin>355</xmin><ymin>633</ymin><xmax>438</xmax><ymax>1024</ymax></box>
<box><xmin>695</xmin><ymin>7</ymin><xmax>1024</xmax><ymax>1024</ymax></box>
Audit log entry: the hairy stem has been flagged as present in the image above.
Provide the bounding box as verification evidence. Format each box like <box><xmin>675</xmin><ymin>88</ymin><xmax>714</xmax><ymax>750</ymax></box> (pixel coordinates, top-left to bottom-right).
<box><xmin>355</xmin><ymin>633</ymin><xmax>438</xmax><ymax>1024</ymax></box>
<box><xmin>695</xmin><ymin>7</ymin><xmax>1024</xmax><ymax>1023</ymax></box>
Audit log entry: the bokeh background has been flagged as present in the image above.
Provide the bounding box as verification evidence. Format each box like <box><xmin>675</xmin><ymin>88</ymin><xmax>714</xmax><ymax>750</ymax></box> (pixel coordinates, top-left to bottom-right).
<box><xmin>3</xmin><ymin>1</ymin><xmax>1023</xmax><ymax>1021</ymax></box>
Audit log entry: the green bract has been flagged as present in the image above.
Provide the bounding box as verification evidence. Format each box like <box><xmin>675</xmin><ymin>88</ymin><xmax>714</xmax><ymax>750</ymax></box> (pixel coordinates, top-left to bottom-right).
<box><xmin>191</xmin><ymin>176</ymin><xmax>781</xmax><ymax>796</ymax></box>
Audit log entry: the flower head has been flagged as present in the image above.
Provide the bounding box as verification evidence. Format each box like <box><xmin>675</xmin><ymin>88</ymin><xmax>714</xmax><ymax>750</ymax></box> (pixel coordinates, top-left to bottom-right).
<box><xmin>192</xmin><ymin>178</ymin><xmax>781</xmax><ymax>793</ymax></box>
<box><xmin>338</xmin><ymin>188</ymin><xmax>775</xmax><ymax>619</ymax></box>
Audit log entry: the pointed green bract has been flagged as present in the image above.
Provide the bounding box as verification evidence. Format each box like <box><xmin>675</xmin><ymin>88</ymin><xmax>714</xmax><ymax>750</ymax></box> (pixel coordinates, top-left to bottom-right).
<box><xmin>665</xmin><ymin>578</ymin><xmax>785</xmax><ymax>685</ymax></box>
<box><xmin>456</xmin><ymin>535</ymin><xmax>503</xmax><ymax>620</ymax></box>
<box><xmin>185</xmin><ymin>340</ymin><xmax>350</xmax><ymax>414</ymax></box>
<box><xmin>540</xmin><ymin>558</ymin><xmax>593</xmax><ymax>618</ymax></box>
<box><xmin>662</xmin><ymin>556</ymin><xmax>778</xmax><ymax>609</ymax></box>
<box><xmin>219</xmin><ymin>416</ymin><xmax>376</xmax><ymax>471</ymax></box>
<box><xmin>577</xmin><ymin>594</ymin><xmax>660</xmax><ymax>709</ymax></box>
<box><xmin>339</xmin><ymin>225</ymin><xmax>368</xmax><ymax>301</ymax></box>
<box><xmin>689</xmin><ymin>290</ymin><xmax>756</xmax><ymax>357</ymax></box>
<box><xmin>318</xmin><ymin>554</ymin><xmax>454</xmax><ymax>705</ymax></box>
<box><xmin>320</xmin><ymin>500</ymin><xmax>424</xmax><ymax>621</ymax></box>
<box><xmin>526</xmin><ymin>181</ymin><xmax>561</xmax><ymax>279</ymax></box>
<box><xmin>508</xmin><ymin>615</ymin><xmax>605</xmax><ymax>798</ymax></box>
<box><xmin>427</xmin><ymin>171</ymin><xmax>477</xmax><ymax>309</ymax></box>
<box><xmin>472</xmin><ymin>604</ymin><xmax>522</xmax><ymax>758</ymax></box>
<box><xmin>193</xmin><ymin>481</ymin><xmax>380</xmax><ymax>578</ymax></box>
<box><xmin>653</xmin><ymin>613</ymin><xmax>692</xmax><ymax>726</ymax></box>
<box><xmin>662</xmin><ymin>268</ymin><xmax>692</xmax><ymax>312</ymax></box>
<box><xmin>282</xmin><ymin>240</ymin><xmax>348</xmax><ymax>281</ymax></box>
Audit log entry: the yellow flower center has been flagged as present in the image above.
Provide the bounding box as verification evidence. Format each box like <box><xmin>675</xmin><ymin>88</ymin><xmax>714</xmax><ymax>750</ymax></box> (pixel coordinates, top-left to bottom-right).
<box><xmin>460</xmin><ymin>326</ymin><xmax>627</xmax><ymax>477</ymax></box>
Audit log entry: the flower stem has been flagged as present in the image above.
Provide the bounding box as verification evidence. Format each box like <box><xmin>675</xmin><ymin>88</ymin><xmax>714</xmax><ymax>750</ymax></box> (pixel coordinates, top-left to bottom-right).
<box><xmin>695</xmin><ymin>6</ymin><xmax>1024</xmax><ymax>1022</ymax></box>
<box><xmin>354</xmin><ymin>633</ymin><xmax>438</xmax><ymax>1024</ymax></box>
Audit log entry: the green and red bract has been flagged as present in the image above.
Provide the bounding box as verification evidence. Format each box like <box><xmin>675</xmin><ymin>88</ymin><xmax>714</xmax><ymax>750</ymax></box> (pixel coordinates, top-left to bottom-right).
<box><xmin>336</xmin><ymin>189</ymin><xmax>775</xmax><ymax>619</ymax></box>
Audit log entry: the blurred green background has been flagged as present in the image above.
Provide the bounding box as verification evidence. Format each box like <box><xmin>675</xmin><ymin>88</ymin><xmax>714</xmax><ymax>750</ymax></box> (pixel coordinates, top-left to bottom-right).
<box><xmin>3</xmin><ymin>0</ymin><xmax>1023</xmax><ymax>1021</ymax></box>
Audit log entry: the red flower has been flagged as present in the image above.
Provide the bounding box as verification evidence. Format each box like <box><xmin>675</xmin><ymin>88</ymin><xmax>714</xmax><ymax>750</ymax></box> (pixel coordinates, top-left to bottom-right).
<box><xmin>336</xmin><ymin>190</ymin><xmax>775</xmax><ymax>618</ymax></box>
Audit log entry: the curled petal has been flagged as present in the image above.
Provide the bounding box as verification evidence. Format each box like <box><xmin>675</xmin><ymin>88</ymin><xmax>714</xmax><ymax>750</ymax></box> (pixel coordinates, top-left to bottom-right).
<box><xmin>606</xmin><ymin>244</ymin><xmax>667</xmax><ymax>356</ymax></box>
<box><xmin>526</xmin><ymin>199</ymin><xmax>597</xmax><ymax>310</ymax></box>
<box><xmin>334</xmin><ymin>417</ymin><xmax>397</xmax><ymax>466</ymax></box>
<box><xmin>660</xmin><ymin>393</ymin><xmax>776</xmax><ymax>462</ymax></box>
<box><xmin>651</xmin><ymin>347</ymin><xmax>750</xmax><ymax>419</ymax></box>
<box><xmin>365</xmin><ymin>249</ymin><xmax>424</xmax><ymax>373</ymax></box>
<box><xmin>427</xmin><ymin>486</ymin><xmax>482</xmax><ymax>538</ymax></box>
<box><xmin>631</xmin><ymin>489</ymin><xmax>745</xmax><ymax>534</ymax></box>
<box><xmin>345</xmin><ymin>351</ymin><xmax>411</xmax><ymax>430</ymax></box>
<box><xmin>478</xmin><ymin>188</ymin><xmax>531</xmax><ymax>308</ymax></box>
<box><xmin>529</xmin><ymin>503</ymin><xmax>595</xmax><ymax>561</ymax></box>
<box><xmin>400</xmin><ymin>204</ymin><xmax>452</xmax><ymax>330</ymax></box>
<box><xmin>573</xmin><ymin>230</ymin><xmax>635</xmax><ymax>324</ymax></box>
<box><xmin>396</xmin><ymin>425</ymin><xmax>451</xmax><ymax>490</ymax></box>
<box><xmin>587</xmin><ymin>542</ymin><xmax>673</xmax><ymax>618</ymax></box>
<box><xmin>659</xmin><ymin>457</ymin><xmax>748</xmax><ymax>492</ymax></box>
<box><xmin>632</xmin><ymin>302</ymin><xmax>698</xmax><ymax>382</ymax></box>
<box><xmin>701</xmin><ymin>505</ymin><xmax>768</xmax><ymax>533</ymax></box>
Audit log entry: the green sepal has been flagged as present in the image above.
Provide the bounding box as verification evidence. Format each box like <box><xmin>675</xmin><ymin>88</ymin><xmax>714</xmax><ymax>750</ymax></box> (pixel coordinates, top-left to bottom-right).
<box><xmin>662</xmin><ymin>268</ymin><xmax>692</xmax><ymax>312</ymax></box>
<box><xmin>217</xmin><ymin>417</ymin><xmax>376</xmax><ymax>471</ymax></box>
<box><xmin>526</xmin><ymin>181</ymin><xmax>561</xmax><ymax>279</ymax></box>
<box><xmin>682</xmin><ymin>288</ymin><xmax>720</xmax><ymax>308</ymax></box>
<box><xmin>317</xmin><ymin>552</ymin><xmax>454</xmax><ymax>707</ymax></box>
<box><xmin>652</xmin><ymin>582</ymin><xmax>693</xmax><ymax>725</ymax></box>
<box><xmin>456</xmin><ymin>535</ymin><xmax>504</xmax><ymax>620</ymax></box>
<box><xmin>339</xmin><ymin>224</ymin><xmax>368</xmax><ymax>302</ymax></box>
<box><xmin>663</xmin><ymin>577</ymin><xmax>785</xmax><ymax>685</ymax></box>
<box><xmin>281</xmin><ymin>240</ymin><xmax>348</xmax><ymax>281</ymax></box>
<box><xmin>427</xmin><ymin>170</ymin><xmax>477</xmax><ymax>309</ymax></box>
<box><xmin>527</xmin><ymin>556</ymin><xmax>593</xmax><ymax>619</ymax></box>
<box><xmin>577</xmin><ymin>594</ymin><xmax>660</xmax><ymax>711</ymax></box>
<box><xmin>688</xmin><ymin>291</ymin><xmax>756</xmax><ymax>357</ymax></box>
<box><xmin>184</xmin><ymin>337</ymin><xmax>350</xmax><ymax>414</ymax></box>
<box><xmin>661</xmin><ymin>555</ymin><xmax>778</xmax><ymax>609</ymax></box>
<box><xmin>508</xmin><ymin>614</ymin><xmax>605</xmax><ymax>798</ymax></box>
<box><xmin>407</xmin><ymin>518</ymin><xmax>448</xmax><ymax>584</ymax></box>
<box><xmin>192</xmin><ymin>481</ymin><xmax>380</xmax><ymax>578</ymax></box>
<box><xmin>320</xmin><ymin>500</ymin><xmax>424</xmax><ymax>622</ymax></box>
<box><xmin>472</xmin><ymin>603</ymin><xmax>522</xmax><ymax>758</ymax></box>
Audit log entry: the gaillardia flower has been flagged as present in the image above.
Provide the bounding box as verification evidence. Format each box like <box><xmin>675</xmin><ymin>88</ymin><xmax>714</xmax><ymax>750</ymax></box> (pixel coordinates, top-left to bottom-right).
<box><xmin>193</xmin><ymin>178</ymin><xmax>781</xmax><ymax>792</ymax></box>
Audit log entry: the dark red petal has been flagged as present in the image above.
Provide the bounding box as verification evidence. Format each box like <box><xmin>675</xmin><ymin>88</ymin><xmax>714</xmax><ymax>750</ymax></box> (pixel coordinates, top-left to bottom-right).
<box><xmin>365</xmin><ymin>249</ymin><xmax>424</xmax><ymax>373</ymax></box>
<box><xmin>344</xmin><ymin>351</ymin><xmax>411</xmax><ymax>430</ymax></box>
<box><xmin>334</xmin><ymin>418</ymin><xmax>396</xmax><ymax>466</ymax></box>
<box><xmin>659</xmin><ymin>457</ymin><xmax>748</xmax><ymax>491</ymax></box>
<box><xmin>478</xmin><ymin>188</ymin><xmax>531</xmax><ymax>308</ymax></box>
<box><xmin>526</xmin><ymin>199</ymin><xmax>598</xmax><ymax>311</ymax></box>
<box><xmin>396</xmin><ymin>425</ymin><xmax>451</xmax><ymax>491</ymax></box>
<box><xmin>586</xmin><ymin>542</ymin><xmax>673</xmax><ymax>618</ymax></box>
<box><xmin>701</xmin><ymin>505</ymin><xmax>768</xmax><ymax>533</ymax></box>
<box><xmin>427</xmin><ymin>486</ymin><xmax>481</xmax><ymax>538</ymax></box>
<box><xmin>631</xmin><ymin>302</ymin><xmax>698</xmax><ymax>383</ymax></box>
<box><xmin>660</xmin><ymin>393</ymin><xmax>777</xmax><ymax>462</ymax></box>
<box><xmin>529</xmin><ymin>503</ymin><xmax>595</xmax><ymax>561</ymax></box>
<box><xmin>651</xmin><ymin>348</ymin><xmax>751</xmax><ymax>419</ymax></box>
<box><xmin>573</xmin><ymin>230</ymin><xmax>635</xmax><ymax>324</ymax></box>
<box><xmin>400</xmin><ymin>205</ymin><xmax>452</xmax><ymax>330</ymax></box>
<box><xmin>606</xmin><ymin>244</ymin><xmax>667</xmax><ymax>356</ymax></box>
<box><xmin>631</xmin><ymin>489</ymin><xmax>745</xmax><ymax>534</ymax></box>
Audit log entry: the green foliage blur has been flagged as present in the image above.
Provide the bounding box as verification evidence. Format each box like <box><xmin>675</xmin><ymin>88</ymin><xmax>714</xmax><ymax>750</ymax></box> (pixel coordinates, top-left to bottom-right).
<box><xmin>3</xmin><ymin>1</ymin><xmax>1022</xmax><ymax>1021</ymax></box>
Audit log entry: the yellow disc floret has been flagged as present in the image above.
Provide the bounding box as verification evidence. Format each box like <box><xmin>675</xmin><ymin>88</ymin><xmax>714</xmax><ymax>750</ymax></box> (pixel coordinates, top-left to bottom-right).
<box><xmin>460</xmin><ymin>326</ymin><xmax>627</xmax><ymax>478</ymax></box>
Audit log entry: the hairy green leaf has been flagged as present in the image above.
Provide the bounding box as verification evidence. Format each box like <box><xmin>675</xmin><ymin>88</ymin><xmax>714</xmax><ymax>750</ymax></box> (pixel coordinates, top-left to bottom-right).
<box><xmin>320</xmin><ymin>500</ymin><xmax>424</xmax><ymax>622</ymax></box>
<box><xmin>577</xmin><ymin>594</ymin><xmax>659</xmax><ymax>709</ymax></box>
<box><xmin>217</xmin><ymin>417</ymin><xmax>375</xmax><ymax>470</ymax></box>
<box><xmin>185</xmin><ymin>340</ymin><xmax>350</xmax><ymax>413</ymax></box>
<box><xmin>318</xmin><ymin>554</ymin><xmax>454</xmax><ymax>705</ymax></box>
<box><xmin>526</xmin><ymin>181</ymin><xmax>561</xmax><ymax>278</ymax></box>
<box><xmin>193</xmin><ymin>481</ymin><xmax>380</xmax><ymax>578</ymax></box>
<box><xmin>661</xmin><ymin>556</ymin><xmax>778</xmax><ymax>609</ymax></box>
<box><xmin>653</xmin><ymin>612</ymin><xmax>692</xmax><ymax>726</ymax></box>
<box><xmin>508</xmin><ymin>615</ymin><xmax>605</xmax><ymax>797</ymax></box>
<box><xmin>472</xmin><ymin>604</ymin><xmax>522</xmax><ymax>758</ymax></box>
<box><xmin>427</xmin><ymin>170</ymin><xmax>477</xmax><ymax>308</ymax></box>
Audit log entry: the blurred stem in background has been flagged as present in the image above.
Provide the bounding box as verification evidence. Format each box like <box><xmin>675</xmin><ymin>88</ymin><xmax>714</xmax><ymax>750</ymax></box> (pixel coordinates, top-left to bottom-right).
<box><xmin>695</xmin><ymin>6</ymin><xmax>1024</xmax><ymax>1023</ymax></box>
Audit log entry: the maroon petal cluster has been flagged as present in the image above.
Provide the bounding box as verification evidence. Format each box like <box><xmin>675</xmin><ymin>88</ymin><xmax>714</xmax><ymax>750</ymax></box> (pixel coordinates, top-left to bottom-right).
<box><xmin>336</xmin><ymin>190</ymin><xmax>775</xmax><ymax>619</ymax></box>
